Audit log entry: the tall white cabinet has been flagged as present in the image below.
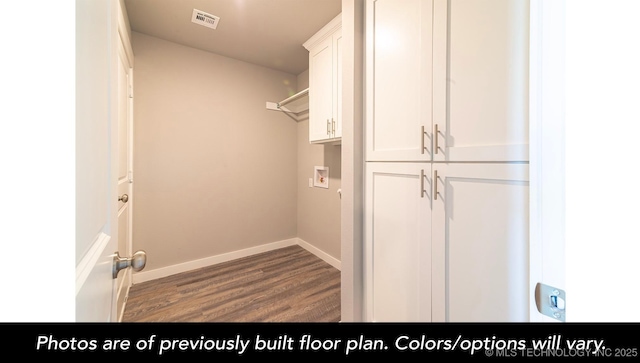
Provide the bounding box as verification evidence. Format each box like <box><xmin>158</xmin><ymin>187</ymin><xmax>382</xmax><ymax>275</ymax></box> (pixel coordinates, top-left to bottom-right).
<box><xmin>364</xmin><ymin>0</ymin><xmax>531</xmax><ymax>322</ymax></box>
<box><xmin>304</xmin><ymin>14</ymin><xmax>342</xmax><ymax>144</ymax></box>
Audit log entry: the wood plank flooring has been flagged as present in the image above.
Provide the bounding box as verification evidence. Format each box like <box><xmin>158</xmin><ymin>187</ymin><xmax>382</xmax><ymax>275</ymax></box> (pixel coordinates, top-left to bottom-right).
<box><xmin>122</xmin><ymin>245</ymin><xmax>341</xmax><ymax>322</ymax></box>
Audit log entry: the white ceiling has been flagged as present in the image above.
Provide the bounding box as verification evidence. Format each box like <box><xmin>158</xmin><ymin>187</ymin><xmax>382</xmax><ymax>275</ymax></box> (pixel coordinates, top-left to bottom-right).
<box><xmin>123</xmin><ymin>0</ymin><xmax>342</xmax><ymax>75</ymax></box>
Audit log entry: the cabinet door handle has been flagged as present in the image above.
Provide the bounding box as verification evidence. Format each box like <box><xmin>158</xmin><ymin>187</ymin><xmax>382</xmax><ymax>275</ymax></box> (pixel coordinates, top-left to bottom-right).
<box><xmin>434</xmin><ymin>124</ymin><xmax>439</xmax><ymax>154</ymax></box>
<box><xmin>420</xmin><ymin>169</ymin><xmax>425</xmax><ymax>198</ymax></box>
<box><xmin>332</xmin><ymin>118</ymin><xmax>336</xmax><ymax>135</ymax></box>
<box><xmin>421</xmin><ymin>126</ymin><xmax>426</xmax><ymax>154</ymax></box>
<box><xmin>327</xmin><ymin>119</ymin><xmax>330</xmax><ymax>135</ymax></box>
<box><xmin>433</xmin><ymin>169</ymin><xmax>438</xmax><ymax>200</ymax></box>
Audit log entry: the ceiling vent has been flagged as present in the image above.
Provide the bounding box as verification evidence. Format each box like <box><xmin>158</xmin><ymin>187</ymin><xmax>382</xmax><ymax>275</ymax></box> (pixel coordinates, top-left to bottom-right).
<box><xmin>191</xmin><ymin>9</ymin><xmax>220</xmax><ymax>30</ymax></box>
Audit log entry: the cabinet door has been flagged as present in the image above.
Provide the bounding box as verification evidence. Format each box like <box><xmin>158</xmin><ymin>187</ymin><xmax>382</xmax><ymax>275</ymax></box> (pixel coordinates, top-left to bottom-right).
<box><xmin>364</xmin><ymin>162</ymin><xmax>432</xmax><ymax>321</ymax></box>
<box><xmin>309</xmin><ymin>35</ymin><xmax>334</xmax><ymax>143</ymax></box>
<box><xmin>332</xmin><ymin>29</ymin><xmax>343</xmax><ymax>139</ymax></box>
<box><xmin>365</xmin><ymin>0</ymin><xmax>433</xmax><ymax>161</ymax></box>
<box><xmin>431</xmin><ymin>163</ymin><xmax>529</xmax><ymax>322</ymax></box>
<box><xmin>433</xmin><ymin>0</ymin><xmax>529</xmax><ymax>162</ymax></box>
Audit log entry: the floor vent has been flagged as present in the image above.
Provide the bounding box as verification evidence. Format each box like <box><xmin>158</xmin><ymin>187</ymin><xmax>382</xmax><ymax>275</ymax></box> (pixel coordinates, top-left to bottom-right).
<box><xmin>191</xmin><ymin>9</ymin><xmax>220</xmax><ymax>30</ymax></box>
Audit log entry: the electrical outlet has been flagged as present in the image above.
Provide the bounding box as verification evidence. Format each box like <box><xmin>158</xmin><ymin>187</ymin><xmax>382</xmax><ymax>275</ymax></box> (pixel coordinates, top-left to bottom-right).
<box><xmin>309</xmin><ymin>178</ymin><xmax>313</xmax><ymax>187</ymax></box>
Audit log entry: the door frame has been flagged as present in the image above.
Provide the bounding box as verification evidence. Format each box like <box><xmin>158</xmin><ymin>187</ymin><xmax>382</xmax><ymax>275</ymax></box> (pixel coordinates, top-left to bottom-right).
<box><xmin>340</xmin><ymin>0</ymin><xmax>366</xmax><ymax>322</ymax></box>
<box><xmin>528</xmin><ymin>0</ymin><xmax>566</xmax><ymax>322</ymax></box>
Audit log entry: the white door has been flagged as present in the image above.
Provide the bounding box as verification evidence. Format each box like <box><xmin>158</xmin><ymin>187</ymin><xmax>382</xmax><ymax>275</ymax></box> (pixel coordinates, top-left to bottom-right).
<box><xmin>432</xmin><ymin>0</ymin><xmax>529</xmax><ymax>162</ymax></box>
<box><xmin>115</xmin><ymin>21</ymin><xmax>135</xmax><ymax>322</ymax></box>
<box><xmin>364</xmin><ymin>162</ymin><xmax>432</xmax><ymax>322</ymax></box>
<box><xmin>75</xmin><ymin>0</ymin><xmax>117</xmax><ymax>322</ymax></box>
<box><xmin>431</xmin><ymin>163</ymin><xmax>529</xmax><ymax>322</ymax></box>
<box><xmin>76</xmin><ymin>0</ymin><xmax>139</xmax><ymax>322</ymax></box>
<box><xmin>365</xmin><ymin>0</ymin><xmax>433</xmax><ymax>162</ymax></box>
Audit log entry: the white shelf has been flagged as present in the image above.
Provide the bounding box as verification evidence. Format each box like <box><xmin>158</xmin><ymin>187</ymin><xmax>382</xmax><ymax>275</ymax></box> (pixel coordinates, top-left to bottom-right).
<box><xmin>279</xmin><ymin>88</ymin><xmax>309</xmax><ymax>112</ymax></box>
<box><xmin>266</xmin><ymin>88</ymin><xmax>309</xmax><ymax>121</ymax></box>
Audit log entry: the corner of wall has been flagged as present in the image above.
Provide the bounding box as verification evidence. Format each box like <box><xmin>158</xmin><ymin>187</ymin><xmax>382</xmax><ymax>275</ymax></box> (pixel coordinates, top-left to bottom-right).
<box><xmin>297</xmin><ymin>70</ymin><xmax>310</xmax><ymax>91</ymax></box>
<box><xmin>295</xmin><ymin>66</ymin><xmax>341</xmax><ymax>263</ymax></box>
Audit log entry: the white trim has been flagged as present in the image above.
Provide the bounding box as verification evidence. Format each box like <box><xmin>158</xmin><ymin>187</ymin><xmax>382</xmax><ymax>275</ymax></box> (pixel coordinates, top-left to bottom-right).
<box><xmin>116</xmin><ymin>0</ymin><xmax>134</xmax><ymax>68</ymax></box>
<box><xmin>303</xmin><ymin>13</ymin><xmax>342</xmax><ymax>51</ymax></box>
<box><xmin>340</xmin><ymin>0</ymin><xmax>366</xmax><ymax>322</ymax></box>
<box><xmin>116</xmin><ymin>268</ymin><xmax>131</xmax><ymax>322</ymax></box>
<box><xmin>297</xmin><ymin>238</ymin><xmax>341</xmax><ymax>271</ymax></box>
<box><xmin>528</xmin><ymin>0</ymin><xmax>566</xmax><ymax>322</ymax></box>
<box><xmin>76</xmin><ymin>232</ymin><xmax>111</xmax><ymax>296</ymax></box>
<box><xmin>529</xmin><ymin>0</ymin><xmax>543</xmax><ymax>323</ymax></box>
<box><xmin>132</xmin><ymin>238</ymin><xmax>298</xmax><ymax>283</ymax></box>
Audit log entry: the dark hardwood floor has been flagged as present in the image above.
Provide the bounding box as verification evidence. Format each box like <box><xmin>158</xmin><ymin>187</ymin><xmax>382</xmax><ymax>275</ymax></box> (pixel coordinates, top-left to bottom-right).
<box><xmin>122</xmin><ymin>245</ymin><xmax>341</xmax><ymax>322</ymax></box>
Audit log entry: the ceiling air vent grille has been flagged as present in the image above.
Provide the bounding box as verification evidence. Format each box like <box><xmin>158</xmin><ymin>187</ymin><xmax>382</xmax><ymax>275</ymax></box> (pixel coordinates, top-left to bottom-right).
<box><xmin>191</xmin><ymin>9</ymin><xmax>220</xmax><ymax>30</ymax></box>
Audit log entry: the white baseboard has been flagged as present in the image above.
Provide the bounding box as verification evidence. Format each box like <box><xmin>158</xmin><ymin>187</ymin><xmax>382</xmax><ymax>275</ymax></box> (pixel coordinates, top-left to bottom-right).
<box><xmin>296</xmin><ymin>238</ymin><xmax>341</xmax><ymax>271</ymax></box>
<box><xmin>132</xmin><ymin>238</ymin><xmax>298</xmax><ymax>284</ymax></box>
<box><xmin>131</xmin><ymin>237</ymin><xmax>341</xmax><ymax>284</ymax></box>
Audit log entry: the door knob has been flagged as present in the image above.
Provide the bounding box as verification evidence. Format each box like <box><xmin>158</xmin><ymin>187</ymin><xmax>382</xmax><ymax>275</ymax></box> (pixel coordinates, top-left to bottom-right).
<box><xmin>113</xmin><ymin>250</ymin><xmax>146</xmax><ymax>279</ymax></box>
<box><xmin>118</xmin><ymin>194</ymin><xmax>129</xmax><ymax>203</ymax></box>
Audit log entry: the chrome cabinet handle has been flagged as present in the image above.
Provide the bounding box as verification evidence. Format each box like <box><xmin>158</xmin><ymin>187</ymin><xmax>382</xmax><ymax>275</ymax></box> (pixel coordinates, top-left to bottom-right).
<box><xmin>433</xmin><ymin>170</ymin><xmax>438</xmax><ymax>200</ymax></box>
<box><xmin>420</xmin><ymin>169</ymin><xmax>426</xmax><ymax>198</ymax></box>
<box><xmin>434</xmin><ymin>124</ymin><xmax>439</xmax><ymax>154</ymax></box>
<box><xmin>118</xmin><ymin>194</ymin><xmax>129</xmax><ymax>203</ymax></box>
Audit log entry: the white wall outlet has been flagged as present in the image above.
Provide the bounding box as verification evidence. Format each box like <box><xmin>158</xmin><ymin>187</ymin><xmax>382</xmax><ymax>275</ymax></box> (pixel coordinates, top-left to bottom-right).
<box><xmin>309</xmin><ymin>178</ymin><xmax>313</xmax><ymax>187</ymax></box>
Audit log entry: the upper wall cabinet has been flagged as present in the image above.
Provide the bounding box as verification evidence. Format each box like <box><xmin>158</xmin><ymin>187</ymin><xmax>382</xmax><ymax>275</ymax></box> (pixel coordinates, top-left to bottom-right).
<box><xmin>365</xmin><ymin>0</ymin><xmax>529</xmax><ymax>162</ymax></box>
<box><xmin>304</xmin><ymin>14</ymin><xmax>342</xmax><ymax>144</ymax></box>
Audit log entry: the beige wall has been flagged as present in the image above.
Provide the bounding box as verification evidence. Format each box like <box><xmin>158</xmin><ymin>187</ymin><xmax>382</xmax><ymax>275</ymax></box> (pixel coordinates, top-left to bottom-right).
<box><xmin>131</xmin><ymin>32</ymin><xmax>298</xmax><ymax>270</ymax></box>
<box><xmin>296</xmin><ymin>70</ymin><xmax>342</xmax><ymax>260</ymax></box>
